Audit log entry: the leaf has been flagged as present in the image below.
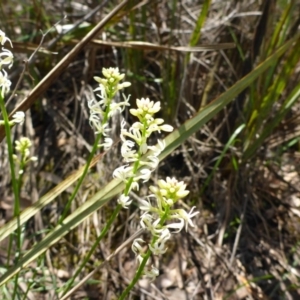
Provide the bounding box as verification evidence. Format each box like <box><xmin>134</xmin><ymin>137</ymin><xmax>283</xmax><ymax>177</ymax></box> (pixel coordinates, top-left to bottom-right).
<box><xmin>0</xmin><ymin>31</ymin><xmax>298</xmax><ymax>287</ymax></box>
<box><xmin>0</xmin><ymin>153</ymin><xmax>103</xmax><ymax>243</ymax></box>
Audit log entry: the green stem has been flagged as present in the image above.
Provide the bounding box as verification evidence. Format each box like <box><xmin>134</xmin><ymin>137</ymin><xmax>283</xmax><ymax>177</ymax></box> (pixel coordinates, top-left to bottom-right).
<box><xmin>124</xmin><ymin>119</ymin><xmax>147</xmax><ymax>196</ymax></box>
<box><xmin>61</xmin><ymin>204</ymin><xmax>122</xmax><ymax>296</ymax></box>
<box><xmin>58</xmin><ymin>98</ymin><xmax>112</xmax><ymax>223</ymax></box>
<box><xmin>58</xmin><ymin>132</ymin><xmax>102</xmax><ymax>223</ymax></box>
<box><xmin>62</xmin><ymin>116</ymin><xmax>148</xmax><ymax>295</ymax></box>
<box><xmin>119</xmin><ymin>208</ymin><xmax>170</xmax><ymax>299</ymax></box>
<box><xmin>0</xmin><ymin>94</ymin><xmax>21</xmax><ymax>299</ymax></box>
<box><xmin>119</xmin><ymin>248</ymin><xmax>151</xmax><ymax>300</ymax></box>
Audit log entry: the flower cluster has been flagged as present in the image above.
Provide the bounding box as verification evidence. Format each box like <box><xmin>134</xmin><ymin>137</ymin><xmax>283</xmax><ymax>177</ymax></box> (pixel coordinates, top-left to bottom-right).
<box><xmin>13</xmin><ymin>137</ymin><xmax>37</xmax><ymax>174</ymax></box>
<box><xmin>0</xmin><ymin>111</ymin><xmax>25</xmax><ymax>126</ymax></box>
<box><xmin>88</xmin><ymin>67</ymin><xmax>131</xmax><ymax>150</ymax></box>
<box><xmin>0</xmin><ymin>30</ymin><xmax>13</xmax><ymax>96</ymax></box>
<box><xmin>0</xmin><ymin>31</ymin><xmax>25</xmax><ymax>126</ymax></box>
<box><xmin>0</xmin><ymin>31</ymin><xmax>36</xmax><ymax>174</ymax></box>
<box><xmin>133</xmin><ymin>177</ymin><xmax>199</xmax><ymax>280</ymax></box>
<box><xmin>113</xmin><ymin>98</ymin><xmax>173</xmax><ymax>208</ymax></box>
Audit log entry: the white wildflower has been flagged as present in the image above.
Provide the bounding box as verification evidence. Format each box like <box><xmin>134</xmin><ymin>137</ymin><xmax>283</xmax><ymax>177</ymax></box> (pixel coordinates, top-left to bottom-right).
<box><xmin>0</xmin><ymin>30</ymin><xmax>13</xmax><ymax>47</ymax></box>
<box><xmin>11</xmin><ymin>111</ymin><xmax>25</xmax><ymax>125</ymax></box>
<box><xmin>117</xmin><ymin>194</ymin><xmax>132</xmax><ymax>209</ymax></box>
<box><xmin>0</xmin><ymin>69</ymin><xmax>11</xmax><ymax>96</ymax></box>
<box><xmin>132</xmin><ymin>238</ymin><xmax>145</xmax><ymax>256</ymax></box>
<box><xmin>172</xmin><ymin>206</ymin><xmax>199</xmax><ymax>231</ymax></box>
<box><xmin>0</xmin><ymin>48</ymin><xmax>13</xmax><ymax>69</ymax></box>
<box><xmin>140</xmin><ymin>213</ymin><xmax>163</xmax><ymax>236</ymax></box>
<box><xmin>98</xmin><ymin>137</ymin><xmax>113</xmax><ymax>150</ymax></box>
<box><xmin>144</xmin><ymin>265</ymin><xmax>159</xmax><ymax>281</ymax></box>
<box><xmin>148</xmin><ymin>229</ymin><xmax>170</xmax><ymax>255</ymax></box>
<box><xmin>113</xmin><ymin>165</ymin><xmax>133</xmax><ymax>182</ymax></box>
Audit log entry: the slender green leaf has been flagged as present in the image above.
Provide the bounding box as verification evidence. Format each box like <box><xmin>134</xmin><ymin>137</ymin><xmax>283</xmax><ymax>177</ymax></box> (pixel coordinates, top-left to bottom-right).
<box><xmin>244</xmin><ymin>36</ymin><xmax>300</xmax><ymax>158</ymax></box>
<box><xmin>243</xmin><ymin>79</ymin><xmax>300</xmax><ymax>160</ymax></box>
<box><xmin>200</xmin><ymin>124</ymin><xmax>246</xmax><ymax>194</ymax></box>
<box><xmin>0</xmin><ymin>154</ymin><xmax>103</xmax><ymax>243</ymax></box>
<box><xmin>0</xmin><ymin>31</ymin><xmax>298</xmax><ymax>286</ymax></box>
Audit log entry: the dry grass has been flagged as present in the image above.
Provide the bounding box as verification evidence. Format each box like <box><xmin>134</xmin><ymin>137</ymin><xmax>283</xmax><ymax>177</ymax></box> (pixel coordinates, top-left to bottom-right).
<box><xmin>0</xmin><ymin>0</ymin><xmax>299</xmax><ymax>299</ymax></box>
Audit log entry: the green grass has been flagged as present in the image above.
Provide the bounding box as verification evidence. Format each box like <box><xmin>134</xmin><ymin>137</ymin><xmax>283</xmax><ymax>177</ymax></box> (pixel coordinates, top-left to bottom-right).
<box><xmin>0</xmin><ymin>0</ymin><xmax>299</xmax><ymax>298</ymax></box>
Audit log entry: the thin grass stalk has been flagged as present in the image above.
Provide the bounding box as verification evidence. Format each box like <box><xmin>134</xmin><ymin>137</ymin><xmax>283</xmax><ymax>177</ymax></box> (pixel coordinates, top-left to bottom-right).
<box><xmin>163</xmin><ymin>0</ymin><xmax>178</xmax><ymax>122</ymax></box>
<box><xmin>245</xmin><ymin>37</ymin><xmax>300</xmax><ymax>155</ymax></box>
<box><xmin>265</xmin><ymin>0</ymin><xmax>294</xmax><ymax>57</ymax></box>
<box><xmin>176</xmin><ymin>0</ymin><xmax>211</xmax><ymax>119</ymax></box>
<box><xmin>60</xmin><ymin>229</ymin><xmax>144</xmax><ymax>300</ymax></box>
<box><xmin>58</xmin><ymin>72</ymin><xmax>119</xmax><ymax>223</ymax></box>
<box><xmin>228</xmin><ymin>27</ymin><xmax>246</xmax><ymax>62</ymax></box>
<box><xmin>0</xmin><ymin>94</ymin><xmax>22</xmax><ymax>299</ymax></box>
<box><xmin>61</xmin><ymin>204</ymin><xmax>122</xmax><ymax>296</ymax></box>
<box><xmin>224</xmin><ymin>274</ymin><xmax>274</xmax><ymax>300</ymax></box>
<box><xmin>243</xmin><ymin>80</ymin><xmax>300</xmax><ymax>160</ymax></box>
<box><xmin>262</xmin><ymin>1</ymin><xmax>294</xmax><ymax>95</ymax></box>
<box><xmin>23</xmin><ymin>266</ymin><xmax>39</xmax><ymax>299</ymax></box>
<box><xmin>58</xmin><ymin>131</ymin><xmax>102</xmax><ymax>223</ymax></box>
<box><xmin>185</xmin><ymin>0</ymin><xmax>211</xmax><ymax>65</ymax></box>
<box><xmin>0</xmin><ymin>153</ymin><xmax>103</xmax><ymax>243</ymax></box>
<box><xmin>119</xmin><ymin>209</ymin><xmax>169</xmax><ymax>299</ymax></box>
<box><xmin>200</xmin><ymin>124</ymin><xmax>246</xmax><ymax>195</ymax></box>
<box><xmin>119</xmin><ymin>249</ymin><xmax>151</xmax><ymax>299</ymax></box>
<box><xmin>0</xmin><ymin>32</ymin><xmax>298</xmax><ymax>287</ymax></box>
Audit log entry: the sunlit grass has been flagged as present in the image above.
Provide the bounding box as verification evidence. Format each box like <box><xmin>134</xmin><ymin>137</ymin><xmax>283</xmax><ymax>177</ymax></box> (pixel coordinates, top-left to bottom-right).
<box><xmin>0</xmin><ymin>0</ymin><xmax>299</xmax><ymax>298</ymax></box>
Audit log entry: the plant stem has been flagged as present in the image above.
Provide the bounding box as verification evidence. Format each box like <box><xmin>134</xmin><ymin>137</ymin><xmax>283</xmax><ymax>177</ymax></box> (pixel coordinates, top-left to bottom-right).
<box><xmin>58</xmin><ymin>96</ymin><xmax>113</xmax><ymax>223</ymax></box>
<box><xmin>119</xmin><ymin>248</ymin><xmax>151</xmax><ymax>300</ymax></box>
<box><xmin>0</xmin><ymin>95</ymin><xmax>21</xmax><ymax>299</ymax></box>
<box><xmin>119</xmin><ymin>209</ymin><xmax>169</xmax><ymax>299</ymax></box>
<box><xmin>61</xmin><ymin>204</ymin><xmax>122</xmax><ymax>296</ymax></box>
<box><xmin>58</xmin><ymin>132</ymin><xmax>103</xmax><ymax>223</ymax></box>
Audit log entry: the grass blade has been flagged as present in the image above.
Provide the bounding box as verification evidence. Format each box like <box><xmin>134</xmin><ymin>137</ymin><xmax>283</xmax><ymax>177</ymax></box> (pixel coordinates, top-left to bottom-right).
<box><xmin>0</xmin><ymin>31</ymin><xmax>298</xmax><ymax>287</ymax></box>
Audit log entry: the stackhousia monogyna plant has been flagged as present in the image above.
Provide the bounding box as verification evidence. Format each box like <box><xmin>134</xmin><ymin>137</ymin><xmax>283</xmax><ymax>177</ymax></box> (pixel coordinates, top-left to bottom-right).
<box><xmin>0</xmin><ymin>29</ymin><xmax>199</xmax><ymax>298</ymax></box>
